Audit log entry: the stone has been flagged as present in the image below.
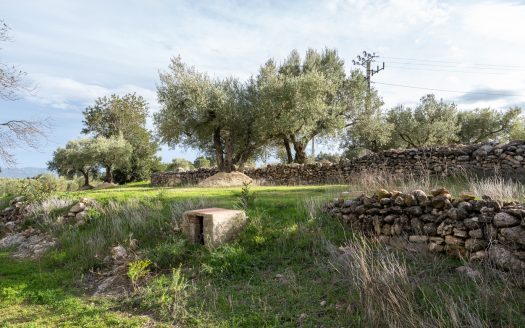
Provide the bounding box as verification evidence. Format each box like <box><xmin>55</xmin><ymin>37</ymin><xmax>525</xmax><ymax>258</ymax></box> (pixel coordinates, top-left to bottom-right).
<box><xmin>75</xmin><ymin>211</ymin><xmax>87</xmax><ymax>221</ymax></box>
<box><xmin>431</xmin><ymin>187</ymin><xmax>451</xmax><ymax>198</ymax></box>
<box><xmin>493</xmin><ymin>212</ymin><xmax>520</xmax><ymax>228</ymax></box>
<box><xmin>456</xmin><ymin>266</ymin><xmax>481</xmax><ymax>280</ymax></box>
<box><xmin>465</xmin><ymin>238</ymin><xmax>488</xmax><ymax>252</ymax></box>
<box><xmin>182</xmin><ymin>208</ymin><xmax>247</xmax><ymax>248</ymax></box>
<box><xmin>488</xmin><ymin>245</ymin><xmax>525</xmax><ymax>271</ymax></box>
<box><xmin>405</xmin><ymin>206</ymin><xmax>423</xmax><ymax>217</ymax></box>
<box><xmin>469</xmin><ymin>229</ymin><xmax>483</xmax><ymax>239</ymax></box>
<box><xmin>445</xmin><ymin>235</ymin><xmax>464</xmax><ymax>246</ymax></box>
<box><xmin>409</xmin><ymin>235</ymin><xmax>428</xmax><ymax>243</ymax></box>
<box><xmin>412</xmin><ymin>190</ymin><xmax>427</xmax><ymax>203</ymax></box>
<box><xmin>380</xmin><ymin>198</ymin><xmax>391</xmax><ymax>206</ymax></box>
<box><xmin>429</xmin><ymin>236</ymin><xmax>445</xmax><ymax>244</ymax></box>
<box><xmin>420</xmin><ymin>213</ymin><xmax>437</xmax><ymax>222</ymax></box>
<box><xmin>499</xmin><ymin>226</ymin><xmax>525</xmax><ymax>247</ymax></box>
<box><xmin>453</xmin><ymin>228</ymin><xmax>468</xmax><ymax>238</ymax></box>
<box><xmin>464</xmin><ymin>217</ymin><xmax>481</xmax><ymax>229</ymax></box>
<box><xmin>437</xmin><ymin>222</ymin><xmax>453</xmax><ymax>236</ymax></box>
<box><xmin>376</xmin><ymin>189</ymin><xmax>392</xmax><ymax>199</ymax></box>
<box><xmin>457</xmin><ymin>201</ymin><xmax>472</xmax><ymax>212</ymax></box>
<box><xmin>459</xmin><ymin>192</ymin><xmax>476</xmax><ymax>201</ymax></box>
<box><xmin>428</xmin><ymin>242</ymin><xmax>444</xmax><ymax>252</ymax></box>
<box><xmin>432</xmin><ymin>195</ymin><xmax>450</xmax><ymax>209</ymax></box>
<box><xmin>401</xmin><ymin>193</ymin><xmax>416</xmax><ymax>206</ymax></box>
<box><xmin>423</xmin><ymin>223</ymin><xmax>437</xmax><ymax>235</ymax></box>
<box><xmin>383</xmin><ymin>214</ymin><xmax>397</xmax><ymax>223</ymax></box>
<box><xmin>70</xmin><ymin>202</ymin><xmax>86</xmax><ymax>213</ymax></box>
<box><xmin>111</xmin><ymin>245</ymin><xmax>127</xmax><ymax>262</ymax></box>
<box><xmin>470</xmin><ymin>250</ymin><xmax>488</xmax><ymax>261</ymax></box>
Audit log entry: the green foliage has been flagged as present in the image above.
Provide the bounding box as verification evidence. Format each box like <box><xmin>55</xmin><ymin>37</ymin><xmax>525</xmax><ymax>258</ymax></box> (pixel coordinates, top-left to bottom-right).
<box><xmin>236</xmin><ymin>181</ymin><xmax>255</xmax><ymax>210</ymax></box>
<box><xmin>457</xmin><ymin>107</ymin><xmax>522</xmax><ymax>143</ymax></box>
<box><xmin>193</xmin><ymin>156</ymin><xmax>211</xmax><ymax>169</ymax></box>
<box><xmin>166</xmin><ymin>158</ymin><xmax>195</xmax><ymax>171</ymax></box>
<box><xmin>82</xmin><ymin>93</ymin><xmax>160</xmax><ymax>183</ymax></box>
<box><xmin>315</xmin><ymin>152</ymin><xmax>341</xmax><ymax>163</ymax></box>
<box><xmin>387</xmin><ymin>94</ymin><xmax>460</xmax><ymax>148</ymax></box>
<box><xmin>155</xmin><ymin>57</ymin><xmax>270</xmax><ymax>172</ymax></box>
<box><xmin>127</xmin><ymin>259</ymin><xmax>151</xmax><ymax>291</ymax></box>
<box><xmin>146</xmin><ymin>237</ymin><xmax>187</xmax><ymax>269</ymax></box>
<box><xmin>47</xmin><ymin>138</ymin><xmax>100</xmax><ymax>186</ymax></box>
<box><xmin>16</xmin><ymin>178</ymin><xmax>54</xmax><ymax>202</ymax></box>
<box><xmin>257</xmin><ymin>49</ymin><xmax>368</xmax><ymax>163</ymax></box>
<box><xmin>93</xmin><ymin>134</ymin><xmax>133</xmax><ymax>182</ymax></box>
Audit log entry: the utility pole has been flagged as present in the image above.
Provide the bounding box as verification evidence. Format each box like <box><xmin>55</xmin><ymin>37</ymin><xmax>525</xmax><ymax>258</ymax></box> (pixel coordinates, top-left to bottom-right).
<box><xmin>352</xmin><ymin>51</ymin><xmax>385</xmax><ymax>93</ymax></box>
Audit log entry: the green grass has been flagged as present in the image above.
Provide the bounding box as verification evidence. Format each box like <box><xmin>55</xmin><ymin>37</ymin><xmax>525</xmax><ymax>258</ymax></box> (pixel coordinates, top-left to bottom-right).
<box><xmin>1</xmin><ymin>183</ymin><xmax>524</xmax><ymax>327</ymax></box>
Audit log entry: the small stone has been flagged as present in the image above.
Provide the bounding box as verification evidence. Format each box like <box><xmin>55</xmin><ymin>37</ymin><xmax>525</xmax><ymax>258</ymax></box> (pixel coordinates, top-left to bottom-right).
<box><xmin>320</xmin><ymin>300</ymin><xmax>327</xmax><ymax>307</ymax></box>
<box><xmin>499</xmin><ymin>226</ymin><xmax>525</xmax><ymax>247</ymax></box>
<box><xmin>111</xmin><ymin>245</ymin><xmax>127</xmax><ymax>262</ymax></box>
<box><xmin>429</xmin><ymin>236</ymin><xmax>445</xmax><ymax>244</ymax></box>
<box><xmin>376</xmin><ymin>189</ymin><xmax>392</xmax><ymax>199</ymax></box>
<box><xmin>469</xmin><ymin>229</ymin><xmax>483</xmax><ymax>239</ymax></box>
<box><xmin>456</xmin><ymin>266</ymin><xmax>481</xmax><ymax>280</ymax></box>
<box><xmin>464</xmin><ymin>217</ymin><xmax>480</xmax><ymax>229</ymax></box>
<box><xmin>70</xmin><ymin>202</ymin><xmax>86</xmax><ymax>213</ymax></box>
<box><xmin>459</xmin><ymin>192</ymin><xmax>476</xmax><ymax>201</ymax></box>
<box><xmin>380</xmin><ymin>198</ymin><xmax>391</xmax><ymax>206</ymax></box>
<box><xmin>405</xmin><ymin>206</ymin><xmax>423</xmax><ymax>217</ymax></box>
<box><xmin>409</xmin><ymin>235</ymin><xmax>428</xmax><ymax>243</ymax></box>
<box><xmin>465</xmin><ymin>238</ymin><xmax>488</xmax><ymax>252</ymax></box>
<box><xmin>428</xmin><ymin>242</ymin><xmax>444</xmax><ymax>252</ymax></box>
<box><xmin>470</xmin><ymin>250</ymin><xmax>488</xmax><ymax>261</ymax></box>
<box><xmin>423</xmin><ymin>223</ymin><xmax>437</xmax><ymax>235</ymax></box>
<box><xmin>412</xmin><ymin>190</ymin><xmax>427</xmax><ymax>203</ymax></box>
<box><xmin>453</xmin><ymin>228</ymin><xmax>468</xmax><ymax>238</ymax></box>
<box><xmin>431</xmin><ymin>187</ymin><xmax>450</xmax><ymax>197</ymax></box>
<box><xmin>445</xmin><ymin>235</ymin><xmax>464</xmax><ymax>246</ymax></box>
<box><xmin>493</xmin><ymin>212</ymin><xmax>520</xmax><ymax>228</ymax></box>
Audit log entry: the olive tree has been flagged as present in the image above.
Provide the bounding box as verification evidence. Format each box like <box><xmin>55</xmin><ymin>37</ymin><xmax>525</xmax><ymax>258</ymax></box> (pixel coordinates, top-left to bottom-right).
<box><xmin>387</xmin><ymin>95</ymin><xmax>460</xmax><ymax>148</ymax></box>
<box><xmin>82</xmin><ymin>93</ymin><xmax>159</xmax><ymax>182</ymax></box>
<box><xmin>47</xmin><ymin>138</ymin><xmax>99</xmax><ymax>187</ymax></box>
<box><xmin>155</xmin><ymin>57</ymin><xmax>269</xmax><ymax>172</ymax></box>
<box><xmin>457</xmin><ymin>107</ymin><xmax>522</xmax><ymax>143</ymax></box>
<box><xmin>93</xmin><ymin>135</ymin><xmax>132</xmax><ymax>183</ymax></box>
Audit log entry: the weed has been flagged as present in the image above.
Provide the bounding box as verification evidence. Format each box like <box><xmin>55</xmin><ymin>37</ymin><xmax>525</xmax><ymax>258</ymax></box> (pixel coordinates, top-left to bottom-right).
<box><xmin>128</xmin><ymin>259</ymin><xmax>152</xmax><ymax>291</ymax></box>
<box><xmin>235</xmin><ymin>181</ymin><xmax>255</xmax><ymax>210</ymax></box>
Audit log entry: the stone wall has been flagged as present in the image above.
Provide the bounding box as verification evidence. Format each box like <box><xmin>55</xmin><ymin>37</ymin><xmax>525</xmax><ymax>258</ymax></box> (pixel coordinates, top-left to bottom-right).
<box><xmin>151</xmin><ymin>140</ymin><xmax>525</xmax><ymax>186</ymax></box>
<box><xmin>325</xmin><ymin>188</ymin><xmax>525</xmax><ymax>271</ymax></box>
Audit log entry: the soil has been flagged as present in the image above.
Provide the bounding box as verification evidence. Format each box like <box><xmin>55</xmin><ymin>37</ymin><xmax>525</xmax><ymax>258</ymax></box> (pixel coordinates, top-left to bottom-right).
<box><xmin>198</xmin><ymin>171</ymin><xmax>253</xmax><ymax>187</ymax></box>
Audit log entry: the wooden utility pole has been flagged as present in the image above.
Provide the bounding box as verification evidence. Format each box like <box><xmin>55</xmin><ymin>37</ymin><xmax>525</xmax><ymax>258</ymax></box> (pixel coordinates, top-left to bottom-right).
<box><xmin>352</xmin><ymin>51</ymin><xmax>385</xmax><ymax>93</ymax></box>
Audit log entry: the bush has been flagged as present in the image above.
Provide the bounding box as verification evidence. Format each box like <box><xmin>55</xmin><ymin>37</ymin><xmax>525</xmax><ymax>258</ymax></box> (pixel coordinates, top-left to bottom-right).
<box><xmin>128</xmin><ymin>259</ymin><xmax>151</xmax><ymax>291</ymax></box>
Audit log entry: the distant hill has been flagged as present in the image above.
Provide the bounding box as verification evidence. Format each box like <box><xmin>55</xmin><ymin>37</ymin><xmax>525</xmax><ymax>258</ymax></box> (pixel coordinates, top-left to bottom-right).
<box><xmin>0</xmin><ymin>167</ymin><xmax>51</xmax><ymax>178</ymax></box>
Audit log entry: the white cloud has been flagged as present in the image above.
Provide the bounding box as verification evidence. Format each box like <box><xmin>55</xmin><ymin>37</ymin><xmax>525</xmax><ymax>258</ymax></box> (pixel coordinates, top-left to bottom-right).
<box><xmin>27</xmin><ymin>74</ymin><xmax>158</xmax><ymax>111</ymax></box>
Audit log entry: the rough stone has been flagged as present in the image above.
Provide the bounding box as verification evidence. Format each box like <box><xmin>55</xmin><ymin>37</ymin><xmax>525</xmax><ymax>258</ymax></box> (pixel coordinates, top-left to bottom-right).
<box><xmin>489</xmin><ymin>245</ymin><xmax>525</xmax><ymax>271</ymax></box>
<box><xmin>493</xmin><ymin>212</ymin><xmax>520</xmax><ymax>228</ymax></box>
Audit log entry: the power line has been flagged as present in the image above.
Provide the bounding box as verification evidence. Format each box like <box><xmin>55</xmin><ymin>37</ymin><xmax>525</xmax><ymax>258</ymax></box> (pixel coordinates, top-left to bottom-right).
<box><xmin>381</xmin><ymin>56</ymin><xmax>525</xmax><ymax>69</ymax></box>
<box><xmin>371</xmin><ymin>81</ymin><xmax>524</xmax><ymax>97</ymax></box>
<box><xmin>385</xmin><ymin>61</ymin><xmax>524</xmax><ymax>71</ymax></box>
<box><xmin>385</xmin><ymin>65</ymin><xmax>504</xmax><ymax>75</ymax></box>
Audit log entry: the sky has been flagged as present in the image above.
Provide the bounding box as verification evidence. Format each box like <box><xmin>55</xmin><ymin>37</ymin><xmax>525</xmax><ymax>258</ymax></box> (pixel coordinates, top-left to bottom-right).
<box><xmin>1</xmin><ymin>0</ymin><xmax>525</xmax><ymax>168</ymax></box>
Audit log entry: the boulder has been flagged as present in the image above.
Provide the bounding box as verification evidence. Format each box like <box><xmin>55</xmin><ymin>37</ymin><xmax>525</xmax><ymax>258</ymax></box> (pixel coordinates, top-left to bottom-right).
<box><xmin>493</xmin><ymin>212</ymin><xmax>520</xmax><ymax>228</ymax></box>
<box><xmin>488</xmin><ymin>245</ymin><xmax>525</xmax><ymax>271</ymax></box>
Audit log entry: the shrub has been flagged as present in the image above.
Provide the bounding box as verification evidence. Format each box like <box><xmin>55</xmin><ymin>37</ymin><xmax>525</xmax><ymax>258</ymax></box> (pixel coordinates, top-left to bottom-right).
<box><xmin>128</xmin><ymin>259</ymin><xmax>151</xmax><ymax>291</ymax></box>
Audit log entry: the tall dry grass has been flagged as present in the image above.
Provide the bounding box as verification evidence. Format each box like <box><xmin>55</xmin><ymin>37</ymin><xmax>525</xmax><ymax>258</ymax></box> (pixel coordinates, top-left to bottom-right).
<box><xmin>467</xmin><ymin>175</ymin><xmax>525</xmax><ymax>202</ymax></box>
<box><xmin>327</xmin><ymin>237</ymin><xmax>489</xmax><ymax>328</ymax></box>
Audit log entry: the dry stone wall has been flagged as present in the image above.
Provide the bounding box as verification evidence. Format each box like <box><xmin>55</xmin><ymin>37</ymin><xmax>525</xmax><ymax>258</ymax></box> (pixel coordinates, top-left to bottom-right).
<box><xmin>151</xmin><ymin>140</ymin><xmax>525</xmax><ymax>186</ymax></box>
<box><xmin>325</xmin><ymin>188</ymin><xmax>525</xmax><ymax>272</ymax></box>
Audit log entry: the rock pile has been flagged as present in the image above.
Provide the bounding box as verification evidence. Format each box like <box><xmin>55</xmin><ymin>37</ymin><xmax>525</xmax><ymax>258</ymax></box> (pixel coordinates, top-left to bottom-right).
<box><xmin>325</xmin><ymin>188</ymin><xmax>525</xmax><ymax>272</ymax></box>
<box><xmin>56</xmin><ymin>197</ymin><xmax>94</xmax><ymax>226</ymax></box>
<box><xmin>152</xmin><ymin>140</ymin><xmax>525</xmax><ymax>186</ymax></box>
<box><xmin>0</xmin><ymin>196</ymin><xmax>27</xmax><ymax>235</ymax></box>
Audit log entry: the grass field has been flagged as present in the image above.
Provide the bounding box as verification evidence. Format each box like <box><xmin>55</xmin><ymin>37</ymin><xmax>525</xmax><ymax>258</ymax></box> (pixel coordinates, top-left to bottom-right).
<box><xmin>1</xmin><ymin>183</ymin><xmax>524</xmax><ymax>327</ymax></box>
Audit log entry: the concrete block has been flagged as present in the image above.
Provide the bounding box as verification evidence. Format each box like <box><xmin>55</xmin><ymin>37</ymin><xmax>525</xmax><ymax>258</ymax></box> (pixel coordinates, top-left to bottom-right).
<box><xmin>182</xmin><ymin>208</ymin><xmax>246</xmax><ymax>248</ymax></box>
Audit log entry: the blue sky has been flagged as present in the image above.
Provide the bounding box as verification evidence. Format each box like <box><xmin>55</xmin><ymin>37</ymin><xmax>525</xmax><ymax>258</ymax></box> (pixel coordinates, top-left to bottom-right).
<box><xmin>1</xmin><ymin>0</ymin><xmax>525</xmax><ymax>168</ymax></box>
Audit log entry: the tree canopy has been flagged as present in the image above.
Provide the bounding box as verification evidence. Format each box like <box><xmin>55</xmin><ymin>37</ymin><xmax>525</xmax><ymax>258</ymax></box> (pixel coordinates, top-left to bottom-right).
<box><xmin>155</xmin><ymin>57</ymin><xmax>269</xmax><ymax>172</ymax></box>
<box><xmin>47</xmin><ymin>138</ymin><xmax>99</xmax><ymax>187</ymax></box>
<box><xmin>387</xmin><ymin>95</ymin><xmax>460</xmax><ymax>148</ymax></box>
<box><xmin>457</xmin><ymin>107</ymin><xmax>522</xmax><ymax>143</ymax></box>
<box><xmin>82</xmin><ymin>93</ymin><xmax>159</xmax><ymax>183</ymax></box>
